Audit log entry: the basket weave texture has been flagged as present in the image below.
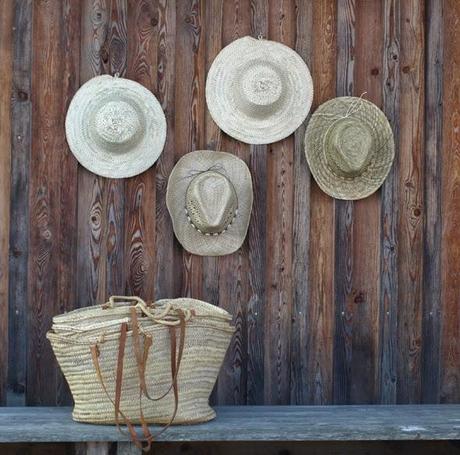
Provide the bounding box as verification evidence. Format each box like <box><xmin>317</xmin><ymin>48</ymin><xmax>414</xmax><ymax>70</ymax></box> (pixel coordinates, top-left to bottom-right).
<box><xmin>47</xmin><ymin>296</ymin><xmax>234</xmax><ymax>428</ymax></box>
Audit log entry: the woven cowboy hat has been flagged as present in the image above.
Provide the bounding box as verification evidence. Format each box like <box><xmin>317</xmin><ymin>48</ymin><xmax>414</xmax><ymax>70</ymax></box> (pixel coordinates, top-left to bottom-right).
<box><xmin>304</xmin><ymin>96</ymin><xmax>394</xmax><ymax>200</ymax></box>
<box><xmin>206</xmin><ymin>36</ymin><xmax>313</xmax><ymax>145</ymax></box>
<box><xmin>66</xmin><ymin>75</ymin><xmax>166</xmax><ymax>178</ymax></box>
<box><xmin>166</xmin><ymin>151</ymin><xmax>253</xmax><ymax>256</ymax></box>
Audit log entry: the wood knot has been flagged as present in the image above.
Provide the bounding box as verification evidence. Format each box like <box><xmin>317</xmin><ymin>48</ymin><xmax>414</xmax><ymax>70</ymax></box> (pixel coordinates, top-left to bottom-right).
<box><xmin>17</xmin><ymin>90</ymin><xmax>29</xmax><ymax>101</ymax></box>
<box><xmin>370</xmin><ymin>67</ymin><xmax>379</xmax><ymax>76</ymax></box>
<box><xmin>354</xmin><ymin>291</ymin><xmax>365</xmax><ymax>304</ymax></box>
<box><xmin>402</xmin><ymin>65</ymin><xmax>411</xmax><ymax>74</ymax></box>
<box><xmin>151</xmin><ymin>17</ymin><xmax>158</xmax><ymax>27</ymax></box>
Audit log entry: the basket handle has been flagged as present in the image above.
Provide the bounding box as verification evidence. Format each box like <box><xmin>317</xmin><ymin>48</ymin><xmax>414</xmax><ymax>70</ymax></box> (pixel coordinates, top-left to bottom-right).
<box><xmin>104</xmin><ymin>295</ymin><xmax>146</xmax><ymax>308</ymax></box>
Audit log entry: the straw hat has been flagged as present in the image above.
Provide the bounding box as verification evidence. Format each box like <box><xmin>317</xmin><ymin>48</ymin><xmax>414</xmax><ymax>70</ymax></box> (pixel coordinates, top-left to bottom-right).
<box><xmin>166</xmin><ymin>151</ymin><xmax>253</xmax><ymax>256</ymax></box>
<box><xmin>66</xmin><ymin>75</ymin><xmax>166</xmax><ymax>178</ymax></box>
<box><xmin>304</xmin><ymin>96</ymin><xmax>394</xmax><ymax>200</ymax></box>
<box><xmin>206</xmin><ymin>36</ymin><xmax>313</xmax><ymax>145</ymax></box>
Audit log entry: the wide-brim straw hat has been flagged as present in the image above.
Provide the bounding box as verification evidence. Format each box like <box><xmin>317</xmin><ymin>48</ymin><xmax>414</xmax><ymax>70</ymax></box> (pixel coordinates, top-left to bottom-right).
<box><xmin>206</xmin><ymin>36</ymin><xmax>313</xmax><ymax>145</ymax></box>
<box><xmin>66</xmin><ymin>75</ymin><xmax>166</xmax><ymax>178</ymax></box>
<box><xmin>305</xmin><ymin>96</ymin><xmax>395</xmax><ymax>200</ymax></box>
<box><xmin>166</xmin><ymin>151</ymin><xmax>253</xmax><ymax>256</ymax></box>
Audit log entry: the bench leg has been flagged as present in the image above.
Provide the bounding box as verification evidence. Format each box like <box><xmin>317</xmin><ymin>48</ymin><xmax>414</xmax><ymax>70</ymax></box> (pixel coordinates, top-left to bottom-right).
<box><xmin>116</xmin><ymin>441</ymin><xmax>142</xmax><ymax>454</ymax></box>
<box><xmin>75</xmin><ymin>442</ymin><xmax>111</xmax><ymax>454</ymax></box>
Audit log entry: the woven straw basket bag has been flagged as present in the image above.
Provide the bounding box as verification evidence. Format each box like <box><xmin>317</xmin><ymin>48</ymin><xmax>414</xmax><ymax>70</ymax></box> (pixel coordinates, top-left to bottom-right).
<box><xmin>47</xmin><ymin>296</ymin><xmax>234</xmax><ymax>449</ymax></box>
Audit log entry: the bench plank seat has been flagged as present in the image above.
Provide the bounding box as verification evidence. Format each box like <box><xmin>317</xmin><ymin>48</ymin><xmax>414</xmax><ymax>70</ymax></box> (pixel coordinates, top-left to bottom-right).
<box><xmin>1</xmin><ymin>405</ymin><xmax>459</xmax><ymax>443</ymax></box>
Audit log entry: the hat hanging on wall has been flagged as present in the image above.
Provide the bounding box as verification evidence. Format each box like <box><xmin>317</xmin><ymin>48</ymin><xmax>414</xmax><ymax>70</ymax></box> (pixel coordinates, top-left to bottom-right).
<box><xmin>166</xmin><ymin>151</ymin><xmax>253</xmax><ymax>257</ymax></box>
<box><xmin>206</xmin><ymin>36</ymin><xmax>313</xmax><ymax>145</ymax></box>
<box><xmin>304</xmin><ymin>96</ymin><xmax>395</xmax><ymax>200</ymax></box>
<box><xmin>65</xmin><ymin>74</ymin><xmax>166</xmax><ymax>178</ymax></box>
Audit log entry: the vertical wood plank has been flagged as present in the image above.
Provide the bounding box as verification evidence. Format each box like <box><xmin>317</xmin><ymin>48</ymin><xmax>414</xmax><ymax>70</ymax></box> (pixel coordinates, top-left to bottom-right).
<box><xmin>155</xmin><ymin>0</ymin><xmax>177</xmax><ymax>299</ymax></box>
<box><xmin>289</xmin><ymin>0</ymin><xmax>313</xmax><ymax>405</ymax></box>
<box><xmin>174</xmin><ymin>0</ymin><xmax>205</xmax><ymax>298</ymax></box>
<box><xmin>216</xmin><ymin>0</ymin><xmax>251</xmax><ymax>406</ymax></box>
<box><xmin>379</xmin><ymin>0</ymin><xmax>400</xmax><ymax>405</ymax></box>
<box><xmin>397</xmin><ymin>0</ymin><xmax>425</xmax><ymax>404</ymax></box>
<box><xmin>264</xmin><ymin>0</ymin><xmax>296</xmax><ymax>405</ymax></box>
<box><xmin>440</xmin><ymin>0</ymin><xmax>460</xmax><ymax>403</ymax></box>
<box><xmin>124</xmin><ymin>0</ymin><xmax>158</xmax><ymax>299</ymax></box>
<box><xmin>8</xmin><ymin>0</ymin><xmax>32</xmax><ymax>407</ymax></box>
<box><xmin>246</xmin><ymin>0</ymin><xmax>268</xmax><ymax>406</ymax></box>
<box><xmin>422</xmin><ymin>0</ymin><xmax>443</xmax><ymax>404</ymax></box>
<box><xmin>28</xmin><ymin>0</ymin><xmax>80</xmax><ymax>404</ymax></box>
<box><xmin>77</xmin><ymin>0</ymin><xmax>110</xmax><ymax>308</ymax></box>
<box><xmin>0</xmin><ymin>0</ymin><xmax>13</xmax><ymax>406</ymax></box>
<box><xmin>350</xmin><ymin>0</ymin><xmax>383</xmax><ymax>404</ymax></box>
<box><xmin>303</xmin><ymin>0</ymin><xmax>336</xmax><ymax>405</ymax></box>
<box><xmin>333</xmin><ymin>0</ymin><xmax>355</xmax><ymax>404</ymax></box>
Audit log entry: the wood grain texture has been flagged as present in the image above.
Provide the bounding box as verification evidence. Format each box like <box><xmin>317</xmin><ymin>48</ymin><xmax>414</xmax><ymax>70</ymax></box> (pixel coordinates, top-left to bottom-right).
<box><xmin>124</xmin><ymin>0</ymin><xmax>158</xmax><ymax>299</ymax></box>
<box><xmin>379</xmin><ymin>0</ymin><xmax>400</xmax><ymax>405</ymax></box>
<box><xmin>246</xmin><ymin>0</ymin><xmax>268</xmax><ymax>406</ymax></box>
<box><xmin>333</xmin><ymin>0</ymin><xmax>355</xmax><ymax>404</ymax></box>
<box><xmin>7</xmin><ymin>0</ymin><xmax>32</xmax><ymax>407</ymax></box>
<box><xmin>440</xmin><ymin>0</ymin><xmax>460</xmax><ymax>403</ymax></box>
<box><xmin>174</xmin><ymin>0</ymin><xmax>205</xmax><ymax>298</ymax></box>
<box><xmin>0</xmin><ymin>0</ymin><xmax>13</xmax><ymax>407</ymax></box>
<box><xmin>27</xmin><ymin>0</ymin><xmax>79</xmax><ymax>405</ymax></box>
<box><xmin>422</xmin><ymin>0</ymin><xmax>443</xmax><ymax>404</ymax></box>
<box><xmin>1</xmin><ymin>406</ymin><xmax>460</xmax><ymax>442</ymax></box>
<box><xmin>397</xmin><ymin>0</ymin><xmax>425</xmax><ymax>404</ymax></box>
<box><xmin>263</xmin><ymin>0</ymin><xmax>296</xmax><ymax>405</ymax></box>
<box><xmin>215</xmin><ymin>0</ymin><xmax>251</xmax><ymax>406</ymax></box>
<box><xmin>303</xmin><ymin>0</ymin><xmax>336</xmax><ymax>406</ymax></box>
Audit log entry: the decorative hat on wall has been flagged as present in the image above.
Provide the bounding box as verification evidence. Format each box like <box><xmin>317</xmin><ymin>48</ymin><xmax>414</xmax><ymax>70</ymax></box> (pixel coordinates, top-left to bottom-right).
<box><xmin>206</xmin><ymin>36</ymin><xmax>313</xmax><ymax>145</ymax></box>
<box><xmin>166</xmin><ymin>151</ymin><xmax>253</xmax><ymax>256</ymax></box>
<box><xmin>304</xmin><ymin>96</ymin><xmax>395</xmax><ymax>200</ymax></box>
<box><xmin>65</xmin><ymin>75</ymin><xmax>166</xmax><ymax>178</ymax></box>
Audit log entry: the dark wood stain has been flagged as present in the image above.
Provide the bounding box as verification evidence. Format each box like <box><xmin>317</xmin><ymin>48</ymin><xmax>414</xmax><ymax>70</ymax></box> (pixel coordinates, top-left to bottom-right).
<box><xmin>0</xmin><ymin>0</ymin><xmax>459</xmax><ymax>413</ymax></box>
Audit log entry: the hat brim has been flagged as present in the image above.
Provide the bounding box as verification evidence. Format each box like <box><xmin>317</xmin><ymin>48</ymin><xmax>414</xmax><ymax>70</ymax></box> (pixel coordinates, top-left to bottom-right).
<box><xmin>66</xmin><ymin>75</ymin><xmax>166</xmax><ymax>178</ymax></box>
<box><xmin>206</xmin><ymin>36</ymin><xmax>313</xmax><ymax>145</ymax></box>
<box><xmin>166</xmin><ymin>151</ymin><xmax>253</xmax><ymax>256</ymax></box>
<box><xmin>304</xmin><ymin>97</ymin><xmax>395</xmax><ymax>200</ymax></box>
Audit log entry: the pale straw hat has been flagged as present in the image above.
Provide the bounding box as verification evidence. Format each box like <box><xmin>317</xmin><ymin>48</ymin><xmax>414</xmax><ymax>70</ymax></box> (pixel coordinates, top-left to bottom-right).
<box><xmin>166</xmin><ymin>151</ymin><xmax>253</xmax><ymax>256</ymax></box>
<box><xmin>206</xmin><ymin>36</ymin><xmax>313</xmax><ymax>145</ymax></box>
<box><xmin>66</xmin><ymin>75</ymin><xmax>166</xmax><ymax>178</ymax></box>
<box><xmin>305</xmin><ymin>96</ymin><xmax>394</xmax><ymax>200</ymax></box>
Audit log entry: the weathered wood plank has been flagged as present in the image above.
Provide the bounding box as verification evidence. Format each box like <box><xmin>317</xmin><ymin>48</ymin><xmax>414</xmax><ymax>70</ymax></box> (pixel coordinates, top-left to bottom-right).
<box><xmin>379</xmin><ymin>0</ymin><xmax>400</xmax><ymax>405</ymax></box>
<box><xmin>7</xmin><ymin>0</ymin><xmax>32</xmax><ymax>407</ymax></box>
<box><xmin>263</xmin><ymin>0</ymin><xmax>296</xmax><ymax>405</ymax></box>
<box><xmin>27</xmin><ymin>0</ymin><xmax>79</xmax><ymax>405</ymax></box>
<box><xmin>56</xmin><ymin>0</ymin><xmax>81</xmax><ymax>406</ymax></box>
<box><xmin>0</xmin><ymin>0</ymin><xmax>14</xmax><ymax>407</ymax></box>
<box><xmin>397</xmin><ymin>0</ymin><xmax>425</xmax><ymax>404</ymax></box>
<box><xmin>1</xmin><ymin>406</ymin><xmax>460</xmax><ymax>442</ymax></box>
<box><xmin>333</xmin><ymin>0</ymin><xmax>355</xmax><ymax>404</ymax></box>
<box><xmin>216</xmin><ymin>0</ymin><xmax>252</xmax><ymax>406</ymax></box>
<box><xmin>422</xmin><ymin>0</ymin><xmax>443</xmax><ymax>404</ymax></box>
<box><xmin>349</xmin><ymin>0</ymin><xmax>383</xmax><ymax>404</ymax></box>
<box><xmin>174</xmin><ymin>0</ymin><xmax>205</xmax><ymax>298</ymax></box>
<box><xmin>302</xmin><ymin>0</ymin><xmax>336</xmax><ymax>405</ymax></box>
<box><xmin>440</xmin><ymin>0</ymin><xmax>460</xmax><ymax>403</ymax></box>
<box><xmin>155</xmin><ymin>0</ymin><xmax>177</xmax><ymax>299</ymax></box>
<box><xmin>124</xmin><ymin>0</ymin><xmax>158</xmax><ymax>300</ymax></box>
<box><xmin>246</xmin><ymin>0</ymin><xmax>268</xmax><ymax>406</ymax></box>
<box><xmin>289</xmin><ymin>0</ymin><xmax>313</xmax><ymax>405</ymax></box>
<box><xmin>77</xmin><ymin>0</ymin><xmax>111</xmax><ymax>308</ymax></box>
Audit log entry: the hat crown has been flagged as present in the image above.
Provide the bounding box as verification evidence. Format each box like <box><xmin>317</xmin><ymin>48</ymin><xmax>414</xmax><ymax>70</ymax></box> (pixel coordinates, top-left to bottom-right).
<box><xmin>94</xmin><ymin>100</ymin><xmax>141</xmax><ymax>145</ymax></box>
<box><xmin>185</xmin><ymin>171</ymin><xmax>238</xmax><ymax>235</ymax></box>
<box><xmin>240</xmin><ymin>63</ymin><xmax>283</xmax><ymax>107</ymax></box>
<box><xmin>325</xmin><ymin>119</ymin><xmax>373</xmax><ymax>177</ymax></box>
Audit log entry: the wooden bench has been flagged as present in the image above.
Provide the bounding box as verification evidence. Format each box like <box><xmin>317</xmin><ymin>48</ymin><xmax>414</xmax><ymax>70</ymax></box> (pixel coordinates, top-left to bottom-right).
<box><xmin>1</xmin><ymin>405</ymin><xmax>459</xmax><ymax>454</ymax></box>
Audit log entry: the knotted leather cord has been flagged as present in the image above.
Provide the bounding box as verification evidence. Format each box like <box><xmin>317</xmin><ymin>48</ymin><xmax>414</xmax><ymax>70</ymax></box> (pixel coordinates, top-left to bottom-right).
<box><xmin>91</xmin><ymin>297</ymin><xmax>190</xmax><ymax>451</ymax></box>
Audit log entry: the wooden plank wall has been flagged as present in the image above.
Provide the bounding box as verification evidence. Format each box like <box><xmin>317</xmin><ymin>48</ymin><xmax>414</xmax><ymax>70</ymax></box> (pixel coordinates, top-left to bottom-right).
<box><xmin>0</xmin><ymin>0</ymin><xmax>459</xmax><ymax>410</ymax></box>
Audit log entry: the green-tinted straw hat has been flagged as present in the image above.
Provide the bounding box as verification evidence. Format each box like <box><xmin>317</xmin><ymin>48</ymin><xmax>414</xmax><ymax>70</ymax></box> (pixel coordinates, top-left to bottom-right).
<box><xmin>304</xmin><ymin>96</ymin><xmax>394</xmax><ymax>200</ymax></box>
